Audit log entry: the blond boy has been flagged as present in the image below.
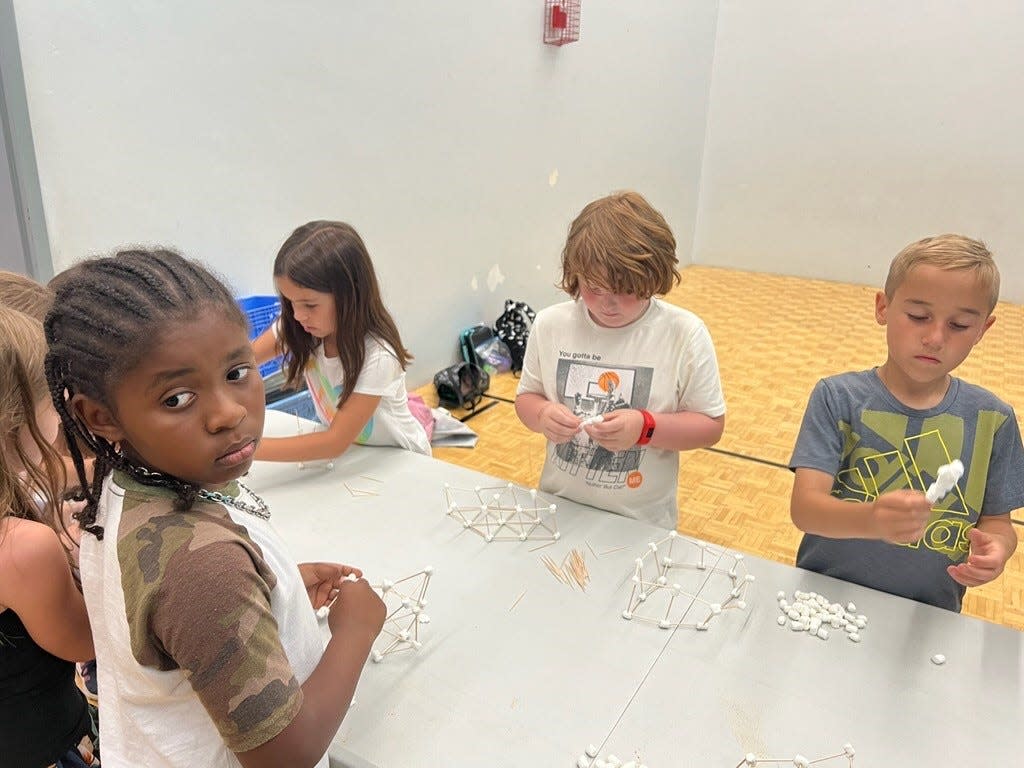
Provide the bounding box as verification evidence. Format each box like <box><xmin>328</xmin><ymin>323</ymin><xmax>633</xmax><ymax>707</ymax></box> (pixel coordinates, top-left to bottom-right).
<box><xmin>790</xmin><ymin>234</ymin><xmax>1023</xmax><ymax>611</ymax></box>
<box><xmin>515</xmin><ymin>191</ymin><xmax>726</xmax><ymax>529</ymax></box>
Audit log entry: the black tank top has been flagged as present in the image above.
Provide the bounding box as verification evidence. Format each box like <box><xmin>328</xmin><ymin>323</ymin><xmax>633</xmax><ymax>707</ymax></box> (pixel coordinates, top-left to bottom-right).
<box><xmin>0</xmin><ymin>608</ymin><xmax>90</xmax><ymax>767</ymax></box>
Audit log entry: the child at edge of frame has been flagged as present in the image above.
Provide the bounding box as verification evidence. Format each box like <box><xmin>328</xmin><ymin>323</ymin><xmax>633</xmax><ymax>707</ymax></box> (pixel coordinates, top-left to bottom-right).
<box><xmin>45</xmin><ymin>248</ymin><xmax>386</xmax><ymax>767</ymax></box>
<box><xmin>789</xmin><ymin>233</ymin><xmax>1023</xmax><ymax>612</ymax></box>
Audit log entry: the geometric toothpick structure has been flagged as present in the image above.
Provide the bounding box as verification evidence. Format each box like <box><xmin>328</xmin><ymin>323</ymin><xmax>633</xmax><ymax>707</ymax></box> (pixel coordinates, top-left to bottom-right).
<box><xmin>734</xmin><ymin>743</ymin><xmax>856</xmax><ymax>767</ymax></box>
<box><xmin>443</xmin><ymin>482</ymin><xmax>560</xmax><ymax>542</ymax></box>
<box><xmin>621</xmin><ymin>531</ymin><xmax>754</xmax><ymax>631</ymax></box>
<box><xmin>370</xmin><ymin>567</ymin><xmax>433</xmax><ymax>663</ymax></box>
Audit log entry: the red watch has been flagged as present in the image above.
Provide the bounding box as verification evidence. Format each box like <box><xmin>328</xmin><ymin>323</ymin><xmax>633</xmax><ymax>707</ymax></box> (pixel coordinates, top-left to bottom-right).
<box><xmin>636</xmin><ymin>409</ymin><xmax>656</xmax><ymax>445</ymax></box>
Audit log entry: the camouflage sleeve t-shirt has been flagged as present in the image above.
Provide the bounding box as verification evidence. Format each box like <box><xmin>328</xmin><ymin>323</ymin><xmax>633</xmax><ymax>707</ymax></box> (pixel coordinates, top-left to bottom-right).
<box><xmin>123</xmin><ymin>504</ymin><xmax>302</xmax><ymax>749</ymax></box>
<box><xmin>80</xmin><ymin>473</ymin><xmax>327</xmax><ymax>767</ymax></box>
<box><xmin>790</xmin><ymin>370</ymin><xmax>1024</xmax><ymax>612</ymax></box>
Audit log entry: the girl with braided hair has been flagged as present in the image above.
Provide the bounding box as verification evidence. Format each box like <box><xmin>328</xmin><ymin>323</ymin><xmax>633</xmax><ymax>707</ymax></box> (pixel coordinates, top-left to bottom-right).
<box><xmin>251</xmin><ymin>220</ymin><xmax>432</xmax><ymax>461</ymax></box>
<box><xmin>0</xmin><ymin>306</ymin><xmax>98</xmax><ymax>767</ymax></box>
<box><xmin>45</xmin><ymin>249</ymin><xmax>385</xmax><ymax>768</ymax></box>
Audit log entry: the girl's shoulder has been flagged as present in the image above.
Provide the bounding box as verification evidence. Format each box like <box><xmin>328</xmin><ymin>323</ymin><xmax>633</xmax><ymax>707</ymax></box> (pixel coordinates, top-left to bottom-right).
<box><xmin>112</xmin><ymin>481</ymin><xmax>278</xmax><ymax>589</ymax></box>
<box><xmin>0</xmin><ymin>515</ymin><xmax>62</xmax><ymax>556</ymax></box>
<box><xmin>364</xmin><ymin>333</ymin><xmax>395</xmax><ymax>353</ymax></box>
<box><xmin>0</xmin><ymin>517</ymin><xmax>67</xmax><ymax>599</ymax></box>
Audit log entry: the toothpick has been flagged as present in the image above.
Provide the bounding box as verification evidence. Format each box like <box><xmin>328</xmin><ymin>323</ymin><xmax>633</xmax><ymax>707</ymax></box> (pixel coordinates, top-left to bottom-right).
<box><xmin>600</xmin><ymin>545</ymin><xmax>629</xmax><ymax>556</ymax></box>
<box><xmin>541</xmin><ymin>555</ymin><xmax>569</xmax><ymax>584</ymax></box>
<box><xmin>528</xmin><ymin>539</ymin><xmax>557</xmax><ymax>552</ymax></box>
<box><xmin>345</xmin><ymin>483</ymin><xmax>379</xmax><ymax>497</ymax></box>
<box><xmin>586</xmin><ymin>540</ymin><xmax>598</xmax><ymax>558</ymax></box>
<box><xmin>359</xmin><ymin>475</ymin><xmax>382</xmax><ymax>483</ymax></box>
<box><xmin>508</xmin><ymin>589</ymin><xmax>527</xmax><ymax>612</ymax></box>
<box><xmin>567</xmin><ymin>549</ymin><xmax>590</xmax><ymax>590</ymax></box>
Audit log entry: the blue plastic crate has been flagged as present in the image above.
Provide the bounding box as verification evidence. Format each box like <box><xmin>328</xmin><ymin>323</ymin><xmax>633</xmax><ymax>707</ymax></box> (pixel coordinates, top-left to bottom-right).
<box><xmin>238</xmin><ymin>295</ymin><xmax>284</xmax><ymax>378</ymax></box>
<box><xmin>268</xmin><ymin>390</ymin><xmax>318</xmax><ymax>423</ymax></box>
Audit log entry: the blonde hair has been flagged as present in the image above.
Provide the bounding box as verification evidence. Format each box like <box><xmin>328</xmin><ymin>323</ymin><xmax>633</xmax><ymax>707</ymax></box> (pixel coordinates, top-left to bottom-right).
<box><xmin>559</xmin><ymin>191</ymin><xmax>681</xmax><ymax>299</ymax></box>
<box><xmin>885</xmin><ymin>234</ymin><xmax>1000</xmax><ymax>312</ymax></box>
<box><xmin>0</xmin><ymin>306</ymin><xmax>66</xmax><ymax>535</ymax></box>
<box><xmin>0</xmin><ymin>270</ymin><xmax>54</xmax><ymax>322</ymax></box>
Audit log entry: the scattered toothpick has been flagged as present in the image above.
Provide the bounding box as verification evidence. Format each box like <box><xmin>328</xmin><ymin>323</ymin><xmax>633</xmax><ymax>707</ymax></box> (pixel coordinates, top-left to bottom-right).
<box><xmin>600</xmin><ymin>545</ymin><xmax>629</xmax><ymax>556</ymax></box>
<box><xmin>541</xmin><ymin>555</ymin><xmax>569</xmax><ymax>584</ymax></box>
<box><xmin>345</xmin><ymin>483</ymin><xmax>379</xmax><ymax>497</ymax></box>
<box><xmin>509</xmin><ymin>589</ymin><xmax>527</xmax><ymax>612</ymax></box>
<box><xmin>567</xmin><ymin>549</ymin><xmax>590</xmax><ymax>590</ymax></box>
<box><xmin>528</xmin><ymin>539</ymin><xmax>558</xmax><ymax>553</ymax></box>
<box><xmin>539</xmin><ymin>549</ymin><xmax>590</xmax><ymax>590</ymax></box>
<box><xmin>586</xmin><ymin>540</ymin><xmax>598</xmax><ymax>558</ymax></box>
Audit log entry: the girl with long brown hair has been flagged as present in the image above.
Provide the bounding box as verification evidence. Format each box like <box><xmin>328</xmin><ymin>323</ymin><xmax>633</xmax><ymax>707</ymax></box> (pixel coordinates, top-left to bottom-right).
<box><xmin>253</xmin><ymin>221</ymin><xmax>430</xmax><ymax>461</ymax></box>
<box><xmin>0</xmin><ymin>305</ymin><xmax>97</xmax><ymax>767</ymax></box>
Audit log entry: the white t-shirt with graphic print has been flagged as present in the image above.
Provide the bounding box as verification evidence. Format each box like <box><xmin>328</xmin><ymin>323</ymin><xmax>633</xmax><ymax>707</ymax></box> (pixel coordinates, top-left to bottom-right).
<box><xmin>517</xmin><ymin>298</ymin><xmax>726</xmax><ymax>529</ymax></box>
<box><xmin>303</xmin><ymin>336</ymin><xmax>431</xmax><ymax>455</ymax></box>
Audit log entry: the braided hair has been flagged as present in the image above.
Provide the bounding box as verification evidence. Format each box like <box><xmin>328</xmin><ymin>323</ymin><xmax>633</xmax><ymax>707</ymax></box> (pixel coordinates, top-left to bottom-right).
<box><xmin>44</xmin><ymin>249</ymin><xmax>246</xmax><ymax>539</ymax></box>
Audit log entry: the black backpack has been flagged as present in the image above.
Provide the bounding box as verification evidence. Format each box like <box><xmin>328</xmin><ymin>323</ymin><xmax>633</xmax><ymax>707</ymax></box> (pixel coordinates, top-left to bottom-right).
<box><xmin>433</xmin><ymin>362</ymin><xmax>490</xmax><ymax>411</ymax></box>
<box><xmin>494</xmin><ymin>300</ymin><xmax>536</xmax><ymax>374</ymax></box>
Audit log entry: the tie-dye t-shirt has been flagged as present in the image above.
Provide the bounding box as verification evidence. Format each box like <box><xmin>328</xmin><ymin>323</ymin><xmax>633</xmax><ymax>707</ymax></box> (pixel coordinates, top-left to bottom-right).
<box><xmin>304</xmin><ymin>336</ymin><xmax>430</xmax><ymax>455</ymax></box>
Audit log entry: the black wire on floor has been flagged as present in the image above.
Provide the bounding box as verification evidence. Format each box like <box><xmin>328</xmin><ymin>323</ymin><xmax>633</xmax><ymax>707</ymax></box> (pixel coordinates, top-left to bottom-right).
<box><xmin>457</xmin><ymin>399</ymin><xmax>500</xmax><ymax>422</ymax></box>
<box><xmin>704</xmin><ymin>446</ymin><xmax>789</xmax><ymax>470</ymax></box>
<box><xmin>455</xmin><ymin>397</ymin><xmax>1024</xmax><ymax>528</ymax></box>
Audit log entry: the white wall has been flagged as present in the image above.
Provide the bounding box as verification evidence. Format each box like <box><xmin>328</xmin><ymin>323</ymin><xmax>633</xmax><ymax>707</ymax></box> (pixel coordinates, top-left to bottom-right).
<box><xmin>693</xmin><ymin>1</ymin><xmax>1024</xmax><ymax>303</ymax></box>
<box><xmin>12</xmin><ymin>1</ymin><xmax>719</xmax><ymax>385</ymax></box>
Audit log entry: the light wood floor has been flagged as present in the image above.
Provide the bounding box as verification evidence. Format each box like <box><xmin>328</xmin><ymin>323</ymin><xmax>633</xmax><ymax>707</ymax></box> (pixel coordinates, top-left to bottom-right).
<box><xmin>415</xmin><ymin>266</ymin><xmax>1024</xmax><ymax>631</ymax></box>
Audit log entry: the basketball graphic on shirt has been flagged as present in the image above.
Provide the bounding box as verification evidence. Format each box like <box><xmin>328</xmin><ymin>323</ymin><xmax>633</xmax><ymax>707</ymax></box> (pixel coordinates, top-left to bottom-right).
<box><xmin>597</xmin><ymin>371</ymin><xmax>620</xmax><ymax>393</ymax></box>
<box><xmin>557</xmin><ymin>360</ymin><xmax>648</xmax><ymax>488</ymax></box>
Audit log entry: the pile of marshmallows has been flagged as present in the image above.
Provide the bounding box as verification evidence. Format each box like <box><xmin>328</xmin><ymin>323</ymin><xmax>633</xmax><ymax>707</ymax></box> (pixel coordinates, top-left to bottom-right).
<box><xmin>776</xmin><ymin>590</ymin><xmax>868</xmax><ymax>642</ymax></box>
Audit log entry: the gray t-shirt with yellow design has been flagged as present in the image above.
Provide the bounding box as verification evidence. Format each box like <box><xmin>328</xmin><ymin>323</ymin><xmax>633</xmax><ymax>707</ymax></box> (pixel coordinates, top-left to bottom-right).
<box><xmin>790</xmin><ymin>370</ymin><xmax>1024</xmax><ymax>612</ymax></box>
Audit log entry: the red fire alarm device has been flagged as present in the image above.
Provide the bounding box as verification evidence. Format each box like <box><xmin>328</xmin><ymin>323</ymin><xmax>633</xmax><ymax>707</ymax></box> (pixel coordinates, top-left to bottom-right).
<box><xmin>544</xmin><ymin>1</ymin><xmax>580</xmax><ymax>46</ymax></box>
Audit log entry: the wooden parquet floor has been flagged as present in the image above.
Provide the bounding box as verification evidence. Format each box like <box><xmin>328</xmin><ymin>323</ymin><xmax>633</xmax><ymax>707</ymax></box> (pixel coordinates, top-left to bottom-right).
<box><xmin>415</xmin><ymin>266</ymin><xmax>1024</xmax><ymax>631</ymax></box>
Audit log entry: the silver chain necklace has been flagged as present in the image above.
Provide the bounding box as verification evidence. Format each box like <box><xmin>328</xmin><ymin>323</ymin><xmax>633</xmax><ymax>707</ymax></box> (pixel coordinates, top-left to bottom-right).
<box><xmin>198</xmin><ymin>482</ymin><xmax>271</xmax><ymax>520</ymax></box>
<box><xmin>128</xmin><ymin>466</ymin><xmax>271</xmax><ymax>520</ymax></box>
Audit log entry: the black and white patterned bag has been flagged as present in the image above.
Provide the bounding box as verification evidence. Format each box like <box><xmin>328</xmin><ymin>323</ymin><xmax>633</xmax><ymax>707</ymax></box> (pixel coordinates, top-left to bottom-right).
<box><xmin>494</xmin><ymin>300</ymin><xmax>536</xmax><ymax>375</ymax></box>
